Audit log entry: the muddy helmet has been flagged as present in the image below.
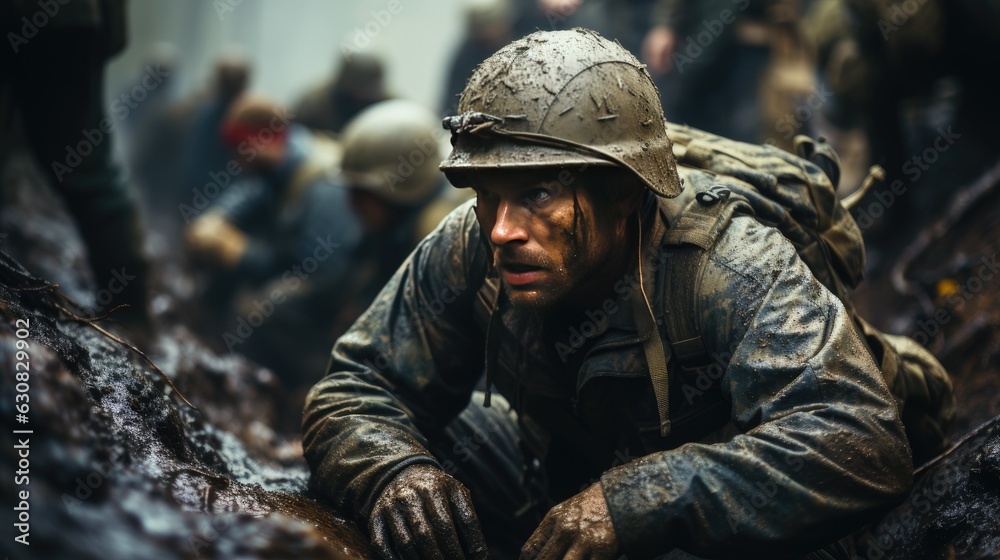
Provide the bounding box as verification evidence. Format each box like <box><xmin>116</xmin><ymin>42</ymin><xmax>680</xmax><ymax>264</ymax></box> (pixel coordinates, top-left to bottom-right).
<box><xmin>440</xmin><ymin>28</ymin><xmax>680</xmax><ymax>198</ymax></box>
<box><xmin>341</xmin><ymin>100</ymin><xmax>444</xmax><ymax>206</ymax></box>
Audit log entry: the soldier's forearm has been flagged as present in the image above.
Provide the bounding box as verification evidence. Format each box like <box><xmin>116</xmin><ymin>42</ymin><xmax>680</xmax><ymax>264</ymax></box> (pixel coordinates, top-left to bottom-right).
<box><xmin>302</xmin><ymin>371</ymin><xmax>442</xmax><ymax>519</ymax></box>
<box><xmin>600</xmin><ymin>402</ymin><xmax>912</xmax><ymax>557</ymax></box>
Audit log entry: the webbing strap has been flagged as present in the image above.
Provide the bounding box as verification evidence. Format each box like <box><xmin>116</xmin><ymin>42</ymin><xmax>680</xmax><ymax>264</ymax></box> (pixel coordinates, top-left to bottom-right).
<box><xmin>661</xmin><ymin>186</ymin><xmax>746</xmax><ymax>372</ymax></box>
<box><xmin>631</xmin><ymin>288</ymin><xmax>672</xmax><ymax>437</ymax></box>
<box><xmin>631</xmin><ymin>212</ymin><xmax>672</xmax><ymax>437</ymax></box>
<box><xmin>482</xmin><ymin>286</ymin><xmax>504</xmax><ymax>408</ymax></box>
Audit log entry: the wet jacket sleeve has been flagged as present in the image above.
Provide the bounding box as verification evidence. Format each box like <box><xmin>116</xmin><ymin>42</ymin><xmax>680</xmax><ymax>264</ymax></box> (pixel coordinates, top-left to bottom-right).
<box><xmin>600</xmin><ymin>216</ymin><xmax>913</xmax><ymax>559</ymax></box>
<box><xmin>302</xmin><ymin>202</ymin><xmax>488</xmax><ymax>521</ymax></box>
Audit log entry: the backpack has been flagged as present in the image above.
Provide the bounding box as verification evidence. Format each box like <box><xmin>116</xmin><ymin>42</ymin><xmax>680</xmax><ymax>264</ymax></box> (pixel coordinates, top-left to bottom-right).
<box><xmin>659</xmin><ymin>123</ymin><xmax>869</xmax><ymax>369</ymax></box>
<box><xmin>654</xmin><ymin>124</ymin><xmax>954</xmax><ymax>461</ymax></box>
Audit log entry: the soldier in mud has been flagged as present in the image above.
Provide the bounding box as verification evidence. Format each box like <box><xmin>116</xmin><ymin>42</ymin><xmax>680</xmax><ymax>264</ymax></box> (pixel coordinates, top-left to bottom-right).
<box><xmin>0</xmin><ymin>0</ymin><xmax>150</xmax><ymax>326</ymax></box>
<box><xmin>322</xmin><ymin>99</ymin><xmax>470</xmax><ymax>356</ymax></box>
<box><xmin>184</xmin><ymin>95</ymin><xmax>361</xmax><ymax>387</ymax></box>
<box><xmin>303</xmin><ymin>29</ymin><xmax>954</xmax><ymax>559</ymax></box>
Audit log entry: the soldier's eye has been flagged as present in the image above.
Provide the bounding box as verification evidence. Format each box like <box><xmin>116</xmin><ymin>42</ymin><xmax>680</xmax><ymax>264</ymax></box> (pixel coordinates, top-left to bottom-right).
<box><xmin>527</xmin><ymin>188</ymin><xmax>553</xmax><ymax>206</ymax></box>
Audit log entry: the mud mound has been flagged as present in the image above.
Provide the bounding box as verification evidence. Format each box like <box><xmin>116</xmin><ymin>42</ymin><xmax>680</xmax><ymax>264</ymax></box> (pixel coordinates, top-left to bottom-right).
<box><xmin>0</xmin><ymin>252</ymin><xmax>373</xmax><ymax>559</ymax></box>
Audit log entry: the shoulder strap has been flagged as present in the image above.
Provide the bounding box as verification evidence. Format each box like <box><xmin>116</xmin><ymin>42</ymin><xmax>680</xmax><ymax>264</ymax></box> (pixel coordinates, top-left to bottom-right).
<box><xmin>661</xmin><ymin>185</ymin><xmax>747</xmax><ymax>372</ymax></box>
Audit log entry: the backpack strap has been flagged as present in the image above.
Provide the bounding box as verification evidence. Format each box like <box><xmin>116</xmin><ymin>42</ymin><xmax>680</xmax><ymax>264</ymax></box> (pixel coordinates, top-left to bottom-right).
<box><xmin>661</xmin><ymin>185</ymin><xmax>750</xmax><ymax>372</ymax></box>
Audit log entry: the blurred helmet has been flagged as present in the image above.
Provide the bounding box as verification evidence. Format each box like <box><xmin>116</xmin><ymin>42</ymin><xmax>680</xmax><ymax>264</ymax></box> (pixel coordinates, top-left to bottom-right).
<box><xmin>440</xmin><ymin>28</ymin><xmax>680</xmax><ymax>198</ymax></box>
<box><xmin>341</xmin><ymin>100</ymin><xmax>444</xmax><ymax>206</ymax></box>
<box><xmin>335</xmin><ymin>52</ymin><xmax>387</xmax><ymax>101</ymax></box>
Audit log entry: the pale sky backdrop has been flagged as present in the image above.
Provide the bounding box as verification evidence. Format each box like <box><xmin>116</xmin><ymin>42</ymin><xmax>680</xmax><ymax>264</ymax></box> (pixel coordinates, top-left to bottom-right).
<box><xmin>106</xmin><ymin>0</ymin><xmax>466</xmax><ymax>110</ymax></box>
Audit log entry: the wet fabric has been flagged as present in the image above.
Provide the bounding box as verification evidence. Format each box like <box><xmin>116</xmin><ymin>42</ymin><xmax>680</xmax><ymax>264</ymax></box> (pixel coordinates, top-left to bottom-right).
<box><xmin>303</xmin><ymin>192</ymin><xmax>914</xmax><ymax>558</ymax></box>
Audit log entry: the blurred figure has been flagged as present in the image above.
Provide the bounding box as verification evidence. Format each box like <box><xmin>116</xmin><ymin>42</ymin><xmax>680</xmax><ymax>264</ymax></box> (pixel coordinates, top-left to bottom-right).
<box><xmin>0</xmin><ymin>0</ymin><xmax>150</xmax><ymax>326</ymax></box>
<box><xmin>441</xmin><ymin>0</ymin><xmax>516</xmax><ymax>115</ymax></box>
<box><xmin>328</xmin><ymin>100</ymin><xmax>470</xmax><ymax>339</ymax></box>
<box><xmin>122</xmin><ymin>43</ymin><xmax>188</xmax><ymax>236</ymax></box>
<box><xmin>294</xmin><ymin>52</ymin><xmax>390</xmax><ymax>136</ymax></box>
<box><xmin>186</xmin><ymin>98</ymin><xmax>465</xmax><ymax>391</ymax></box>
<box><xmin>184</xmin><ymin>96</ymin><xmax>360</xmax><ymax>389</ymax></box>
<box><xmin>810</xmin><ymin>0</ymin><xmax>1000</xmax><ymax>259</ymax></box>
<box><xmin>514</xmin><ymin>0</ymin><xmax>658</xmax><ymax>57</ymax></box>
<box><xmin>180</xmin><ymin>53</ymin><xmax>252</xmax><ymax>209</ymax></box>
<box><xmin>642</xmin><ymin>0</ymin><xmax>814</xmax><ymax>147</ymax></box>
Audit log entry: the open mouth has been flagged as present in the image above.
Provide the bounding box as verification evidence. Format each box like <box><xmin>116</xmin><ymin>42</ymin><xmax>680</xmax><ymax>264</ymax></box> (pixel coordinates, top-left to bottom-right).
<box><xmin>503</xmin><ymin>263</ymin><xmax>543</xmax><ymax>273</ymax></box>
<box><xmin>499</xmin><ymin>262</ymin><xmax>546</xmax><ymax>286</ymax></box>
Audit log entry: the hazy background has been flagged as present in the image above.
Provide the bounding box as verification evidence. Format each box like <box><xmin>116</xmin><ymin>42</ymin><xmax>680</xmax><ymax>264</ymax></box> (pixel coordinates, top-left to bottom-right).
<box><xmin>106</xmin><ymin>0</ymin><xmax>465</xmax><ymax>109</ymax></box>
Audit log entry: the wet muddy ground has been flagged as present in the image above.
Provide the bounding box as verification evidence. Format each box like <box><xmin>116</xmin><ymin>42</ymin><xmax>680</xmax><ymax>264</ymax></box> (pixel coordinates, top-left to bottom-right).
<box><xmin>1</xmin><ymin>150</ymin><xmax>998</xmax><ymax>559</ymax></box>
<box><xmin>0</xmin><ymin>152</ymin><xmax>376</xmax><ymax>559</ymax></box>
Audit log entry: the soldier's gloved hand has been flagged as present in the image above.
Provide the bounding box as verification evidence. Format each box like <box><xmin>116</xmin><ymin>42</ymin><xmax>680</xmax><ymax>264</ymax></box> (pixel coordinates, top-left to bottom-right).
<box><xmin>369</xmin><ymin>464</ymin><xmax>488</xmax><ymax>560</ymax></box>
<box><xmin>520</xmin><ymin>481</ymin><xmax>620</xmax><ymax>560</ymax></box>
<box><xmin>184</xmin><ymin>214</ymin><xmax>248</xmax><ymax>268</ymax></box>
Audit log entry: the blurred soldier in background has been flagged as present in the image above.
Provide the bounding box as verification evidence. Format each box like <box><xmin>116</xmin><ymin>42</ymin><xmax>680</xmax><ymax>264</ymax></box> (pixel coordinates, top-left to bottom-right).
<box><xmin>808</xmin><ymin>0</ymin><xmax>1000</xmax><ymax>258</ymax></box>
<box><xmin>122</xmin><ymin>43</ymin><xmax>187</xmax><ymax>237</ymax></box>
<box><xmin>185</xmin><ymin>97</ymin><xmax>463</xmax><ymax>392</ymax></box>
<box><xmin>180</xmin><ymin>53</ymin><xmax>252</xmax><ymax>211</ymax></box>
<box><xmin>642</xmin><ymin>0</ymin><xmax>815</xmax><ymax>148</ymax></box>
<box><xmin>326</xmin><ymin>99</ymin><xmax>468</xmax><ymax>340</ymax></box>
<box><xmin>294</xmin><ymin>52</ymin><xmax>391</xmax><ymax>136</ymax></box>
<box><xmin>441</xmin><ymin>0</ymin><xmax>517</xmax><ymax>115</ymax></box>
<box><xmin>0</xmin><ymin>0</ymin><xmax>150</xmax><ymax>327</ymax></box>
<box><xmin>184</xmin><ymin>95</ymin><xmax>361</xmax><ymax>387</ymax></box>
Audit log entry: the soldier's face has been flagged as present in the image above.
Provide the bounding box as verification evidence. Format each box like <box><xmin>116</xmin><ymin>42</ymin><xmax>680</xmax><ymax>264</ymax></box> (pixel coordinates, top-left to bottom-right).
<box><xmin>472</xmin><ymin>169</ymin><xmax>630</xmax><ymax>310</ymax></box>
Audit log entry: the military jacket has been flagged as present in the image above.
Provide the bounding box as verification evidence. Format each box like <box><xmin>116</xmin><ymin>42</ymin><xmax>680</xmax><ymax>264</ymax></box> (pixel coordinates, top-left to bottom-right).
<box><xmin>303</xmin><ymin>184</ymin><xmax>912</xmax><ymax>558</ymax></box>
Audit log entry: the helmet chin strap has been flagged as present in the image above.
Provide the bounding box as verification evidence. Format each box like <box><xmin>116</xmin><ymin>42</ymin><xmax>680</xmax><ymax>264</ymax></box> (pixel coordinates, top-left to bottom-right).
<box><xmin>634</xmin><ymin>210</ymin><xmax>673</xmax><ymax>437</ymax></box>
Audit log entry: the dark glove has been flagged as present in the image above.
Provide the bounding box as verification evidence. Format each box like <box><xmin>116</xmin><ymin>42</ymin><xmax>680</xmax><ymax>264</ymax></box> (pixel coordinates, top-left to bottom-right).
<box><xmin>520</xmin><ymin>482</ymin><xmax>620</xmax><ymax>560</ymax></box>
<box><xmin>369</xmin><ymin>464</ymin><xmax>488</xmax><ymax>560</ymax></box>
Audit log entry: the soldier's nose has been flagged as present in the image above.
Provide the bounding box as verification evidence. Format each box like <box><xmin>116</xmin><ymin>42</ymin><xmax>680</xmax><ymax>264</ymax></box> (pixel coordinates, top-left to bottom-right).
<box><xmin>490</xmin><ymin>201</ymin><xmax>528</xmax><ymax>245</ymax></box>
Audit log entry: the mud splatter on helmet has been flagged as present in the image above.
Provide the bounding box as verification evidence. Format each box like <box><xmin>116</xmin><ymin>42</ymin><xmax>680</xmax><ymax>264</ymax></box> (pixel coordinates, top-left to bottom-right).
<box><xmin>440</xmin><ymin>28</ymin><xmax>680</xmax><ymax>198</ymax></box>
